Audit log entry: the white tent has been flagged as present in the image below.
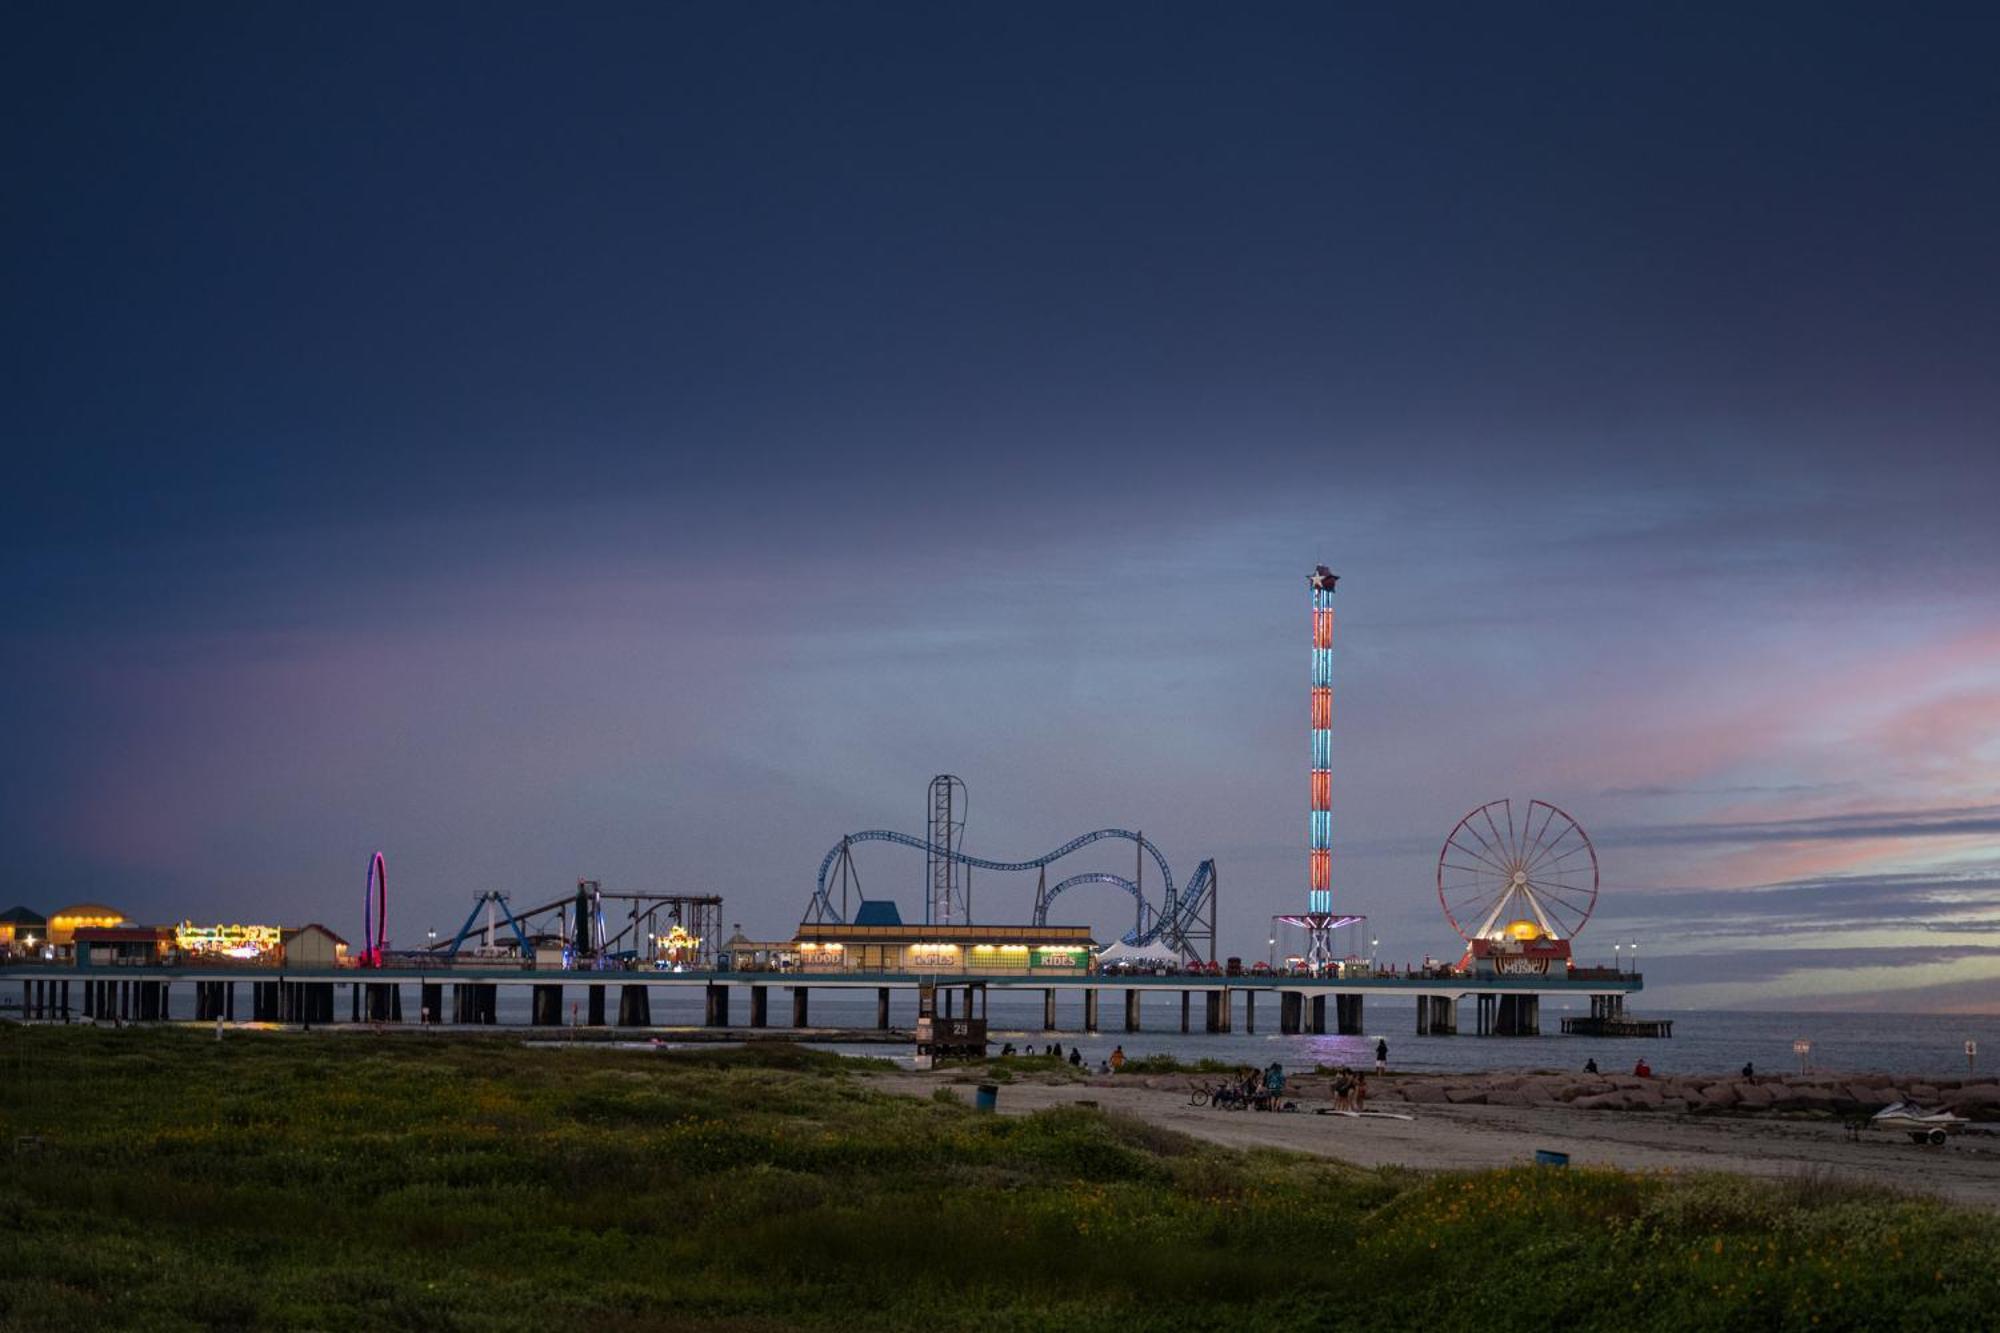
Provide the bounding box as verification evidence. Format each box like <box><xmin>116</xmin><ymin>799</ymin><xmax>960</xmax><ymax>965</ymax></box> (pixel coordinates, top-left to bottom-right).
<box><xmin>1096</xmin><ymin>939</ymin><xmax>1183</xmax><ymax>966</ymax></box>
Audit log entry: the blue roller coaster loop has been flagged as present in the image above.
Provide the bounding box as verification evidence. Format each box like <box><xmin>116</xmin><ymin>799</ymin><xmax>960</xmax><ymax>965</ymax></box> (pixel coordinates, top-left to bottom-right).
<box><xmin>810</xmin><ymin>829</ymin><xmax>1216</xmax><ymax>953</ymax></box>
<box><xmin>1036</xmin><ymin>872</ymin><xmax>1152</xmax><ymax>946</ymax></box>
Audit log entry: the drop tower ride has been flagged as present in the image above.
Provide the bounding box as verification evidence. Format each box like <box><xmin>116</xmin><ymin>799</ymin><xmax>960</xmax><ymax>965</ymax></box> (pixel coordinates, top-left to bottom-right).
<box><xmin>1278</xmin><ymin>565</ymin><xmax>1363</xmax><ymax>971</ymax></box>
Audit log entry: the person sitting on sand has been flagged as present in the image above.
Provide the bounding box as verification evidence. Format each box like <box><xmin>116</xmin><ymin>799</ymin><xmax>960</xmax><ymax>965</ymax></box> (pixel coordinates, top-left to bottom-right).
<box><xmin>1584</xmin><ymin>1058</ymin><xmax>1599</xmax><ymax>1075</ymax></box>
<box><xmin>1634</xmin><ymin>1058</ymin><xmax>1652</xmax><ymax>1078</ymax></box>
<box><xmin>1741</xmin><ymin>1061</ymin><xmax>1755</xmax><ymax>1080</ymax></box>
<box><xmin>1000</xmin><ymin>1042</ymin><xmax>1015</xmax><ymax>1056</ymax></box>
<box><xmin>1109</xmin><ymin>1044</ymin><xmax>1126</xmax><ymax>1072</ymax></box>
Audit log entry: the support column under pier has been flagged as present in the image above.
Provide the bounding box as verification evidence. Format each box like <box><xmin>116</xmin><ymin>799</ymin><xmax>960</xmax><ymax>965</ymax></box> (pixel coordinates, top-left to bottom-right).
<box><xmin>421</xmin><ymin>983</ymin><xmax>442</xmax><ymax>1024</ymax></box>
<box><xmin>1124</xmin><ymin>989</ymin><xmax>1140</xmax><ymax>1032</ymax></box>
<box><xmin>1245</xmin><ymin>990</ymin><xmax>1256</xmax><ymax>1034</ymax></box>
<box><xmin>1309</xmin><ymin>994</ymin><xmax>1327</xmax><ymax>1035</ymax></box>
<box><xmin>1205</xmin><ymin>989</ymin><xmax>1230</xmax><ymax>1033</ymax></box>
<box><xmin>876</xmin><ymin>987</ymin><xmax>890</xmax><ymax>1030</ymax></box>
<box><xmin>1084</xmin><ymin>989</ymin><xmax>1099</xmax><ymax>1033</ymax></box>
<box><xmin>365</xmin><ymin>983</ymin><xmax>402</xmax><ymax>1023</ymax></box>
<box><xmin>1336</xmin><ymin>994</ymin><xmax>1364</xmax><ymax>1036</ymax></box>
<box><xmin>1494</xmin><ymin>993</ymin><xmax>1539</xmax><ymax>1036</ymax></box>
<box><xmin>587</xmin><ymin>984</ymin><xmax>606</xmax><ymax>1026</ymax></box>
<box><xmin>703</xmin><ymin>984</ymin><xmax>730</xmax><ymax>1028</ymax></box>
<box><xmin>750</xmin><ymin>985</ymin><xmax>768</xmax><ymax>1028</ymax></box>
<box><xmin>790</xmin><ymin>986</ymin><xmax>808</xmax><ymax>1029</ymax></box>
<box><xmin>617</xmin><ymin>984</ymin><xmax>651</xmax><ymax>1027</ymax></box>
<box><xmin>532</xmin><ymin>984</ymin><xmax>564</xmax><ymax>1027</ymax></box>
<box><xmin>452</xmin><ymin>980</ymin><xmax>494</xmax><ymax>1020</ymax></box>
<box><xmin>1180</xmin><ymin>990</ymin><xmax>1190</xmax><ymax>1033</ymax></box>
<box><xmin>1416</xmin><ymin>995</ymin><xmax>1457</xmax><ymax>1035</ymax></box>
<box><xmin>1280</xmin><ymin>991</ymin><xmax>1302</xmax><ymax>1034</ymax></box>
<box><xmin>254</xmin><ymin>982</ymin><xmax>279</xmax><ymax>1022</ymax></box>
<box><xmin>1044</xmin><ymin>989</ymin><xmax>1058</xmax><ymax>1033</ymax></box>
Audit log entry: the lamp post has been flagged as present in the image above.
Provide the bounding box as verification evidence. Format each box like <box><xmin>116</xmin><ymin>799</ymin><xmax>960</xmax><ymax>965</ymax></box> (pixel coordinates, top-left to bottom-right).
<box><xmin>1267</xmin><ymin>934</ymin><xmax>1276</xmax><ymax>969</ymax></box>
<box><xmin>1371</xmin><ymin>937</ymin><xmax>1379</xmax><ymax>970</ymax></box>
<box><xmin>1630</xmin><ymin>940</ymin><xmax>1639</xmax><ymax>978</ymax></box>
<box><xmin>1614</xmin><ymin>942</ymin><xmax>1622</xmax><ymax>975</ymax></box>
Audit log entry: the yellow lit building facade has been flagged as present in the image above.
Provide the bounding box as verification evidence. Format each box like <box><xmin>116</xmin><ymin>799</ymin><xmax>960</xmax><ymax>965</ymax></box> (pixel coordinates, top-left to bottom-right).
<box><xmin>792</xmin><ymin>923</ymin><xmax>1096</xmax><ymax>975</ymax></box>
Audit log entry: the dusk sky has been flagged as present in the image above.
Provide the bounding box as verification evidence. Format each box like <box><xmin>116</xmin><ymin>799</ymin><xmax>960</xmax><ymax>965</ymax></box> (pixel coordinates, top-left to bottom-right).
<box><xmin>5</xmin><ymin>4</ymin><xmax>1997</xmax><ymax>1011</ymax></box>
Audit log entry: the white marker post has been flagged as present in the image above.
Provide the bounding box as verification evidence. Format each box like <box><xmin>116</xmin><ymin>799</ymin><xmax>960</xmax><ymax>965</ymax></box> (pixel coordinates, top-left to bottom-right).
<box><xmin>1793</xmin><ymin>1037</ymin><xmax>1812</xmax><ymax>1075</ymax></box>
<box><xmin>1968</xmin><ymin>1039</ymin><xmax>1978</xmax><ymax>1075</ymax></box>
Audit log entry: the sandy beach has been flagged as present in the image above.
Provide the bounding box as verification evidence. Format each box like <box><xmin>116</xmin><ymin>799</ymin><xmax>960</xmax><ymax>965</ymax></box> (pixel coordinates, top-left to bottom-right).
<box><xmin>871</xmin><ymin>1069</ymin><xmax>2000</xmax><ymax>1209</ymax></box>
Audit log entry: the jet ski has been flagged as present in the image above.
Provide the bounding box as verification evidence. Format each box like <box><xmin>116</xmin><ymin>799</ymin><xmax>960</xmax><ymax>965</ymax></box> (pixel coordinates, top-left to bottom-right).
<box><xmin>1871</xmin><ymin>1101</ymin><xmax>1968</xmax><ymax>1145</ymax></box>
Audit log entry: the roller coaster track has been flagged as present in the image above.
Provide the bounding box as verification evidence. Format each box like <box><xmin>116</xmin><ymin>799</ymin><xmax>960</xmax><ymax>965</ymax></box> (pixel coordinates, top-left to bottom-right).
<box><xmin>808</xmin><ymin>830</ymin><xmax>1217</xmax><ymax>956</ymax></box>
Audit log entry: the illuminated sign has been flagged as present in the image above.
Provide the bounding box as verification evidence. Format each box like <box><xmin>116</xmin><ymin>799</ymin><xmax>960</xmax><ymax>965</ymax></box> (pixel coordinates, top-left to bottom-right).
<box><xmin>174</xmin><ymin>922</ymin><xmax>282</xmax><ymax>960</ymax></box>
<box><xmin>654</xmin><ymin>924</ymin><xmax>703</xmax><ymax>962</ymax></box>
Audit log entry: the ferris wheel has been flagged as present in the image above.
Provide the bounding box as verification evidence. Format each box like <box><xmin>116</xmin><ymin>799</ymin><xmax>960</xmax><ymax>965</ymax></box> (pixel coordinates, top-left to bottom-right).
<box><xmin>1437</xmin><ymin>799</ymin><xmax>1598</xmax><ymax>942</ymax></box>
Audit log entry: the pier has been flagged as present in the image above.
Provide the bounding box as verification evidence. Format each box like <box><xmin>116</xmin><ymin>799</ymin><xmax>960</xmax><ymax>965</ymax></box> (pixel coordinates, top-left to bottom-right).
<box><xmin>5</xmin><ymin>962</ymin><xmax>1643</xmax><ymax>1038</ymax></box>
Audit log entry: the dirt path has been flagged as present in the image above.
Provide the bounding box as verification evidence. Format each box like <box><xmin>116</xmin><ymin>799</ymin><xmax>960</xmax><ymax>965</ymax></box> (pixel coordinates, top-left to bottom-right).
<box><xmin>866</xmin><ymin>1072</ymin><xmax>2000</xmax><ymax>1209</ymax></box>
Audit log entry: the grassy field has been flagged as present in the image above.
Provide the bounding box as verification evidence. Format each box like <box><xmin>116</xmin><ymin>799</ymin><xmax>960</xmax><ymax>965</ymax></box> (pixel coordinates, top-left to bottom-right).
<box><xmin>1</xmin><ymin>1026</ymin><xmax>1995</xmax><ymax>1331</ymax></box>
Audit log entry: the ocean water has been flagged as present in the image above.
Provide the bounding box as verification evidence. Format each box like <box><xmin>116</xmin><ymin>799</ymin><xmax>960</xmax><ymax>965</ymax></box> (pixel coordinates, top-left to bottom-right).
<box><xmin>474</xmin><ymin>984</ymin><xmax>1995</xmax><ymax>1079</ymax></box>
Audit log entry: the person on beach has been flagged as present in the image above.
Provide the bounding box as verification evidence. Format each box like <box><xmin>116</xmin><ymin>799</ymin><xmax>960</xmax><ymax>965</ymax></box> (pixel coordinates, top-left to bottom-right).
<box><xmin>1068</xmin><ymin>1047</ymin><xmax>1082</xmax><ymax>1067</ymax></box>
<box><xmin>1741</xmin><ymin>1061</ymin><xmax>1755</xmax><ymax>1080</ymax></box>
<box><xmin>1634</xmin><ymin>1058</ymin><xmax>1652</xmax><ymax>1078</ymax></box>
<box><xmin>1109</xmin><ymin>1044</ymin><xmax>1126</xmax><ymax>1072</ymax></box>
<box><xmin>1584</xmin><ymin>1058</ymin><xmax>1599</xmax><ymax>1075</ymax></box>
<box><xmin>1374</xmin><ymin>1038</ymin><xmax>1388</xmax><ymax>1074</ymax></box>
<box><xmin>1331</xmin><ymin>1068</ymin><xmax>1353</xmax><ymax>1110</ymax></box>
<box><xmin>1353</xmin><ymin>1073</ymin><xmax>1368</xmax><ymax>1111</ymax></box>
<box><xmin>1000</xmin><ymin>1042</ymin><xmax>1015</xmax><ymax>1056</ymax></box>
<box><xmin>1049</xmin><ymin>1043</ymin><xmax>1062</xmax><ymax>1061</ymax></box>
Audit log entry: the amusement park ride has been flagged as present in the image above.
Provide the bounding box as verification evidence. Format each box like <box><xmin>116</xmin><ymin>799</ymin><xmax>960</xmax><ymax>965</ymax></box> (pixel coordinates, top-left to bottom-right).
<box><xmin>1439</xmin><ymin>798</ymin><xmax>1599</xmax><ymax>976</ymax></box>
<box><xmin>350</xmin><ymin>856</ymin><xmax>722</xmax><ymax>972</ymax></box>
<box><xmin>803</xmin><ymin>564</ymin><xmax>1610</xmax><ymax>980</ymax></box>
<box><xmin>343</xmin><ymin>565</ymin><xmax>1609</xmax><ymax>985</ymax></box>
<box><xmin>805</xmin><ymin>806</ymin><xmax>1219</xmax><ymax>964</ymax></box>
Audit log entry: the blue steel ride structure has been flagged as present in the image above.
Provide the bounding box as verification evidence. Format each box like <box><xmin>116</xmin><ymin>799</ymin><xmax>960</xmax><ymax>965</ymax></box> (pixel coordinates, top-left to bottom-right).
<box><xmin>806</xmin><ymin>795</ymin><xmax>1218</xmax><ymax>962</ymax></box>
